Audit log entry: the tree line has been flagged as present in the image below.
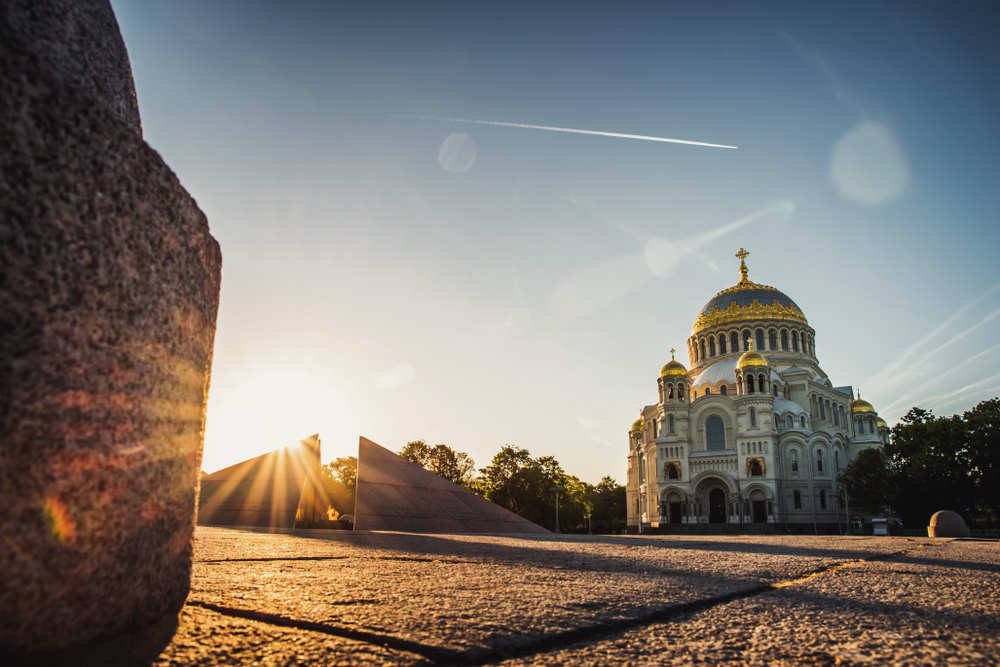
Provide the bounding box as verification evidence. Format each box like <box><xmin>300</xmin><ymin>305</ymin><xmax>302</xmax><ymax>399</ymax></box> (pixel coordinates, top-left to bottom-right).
<box><xmin>319</xmin><ymin>440</ymin><xmax>626</xmax><ymax>533</ymax></box>
<box><xmin>839</xmin><ymin>398</ymin><xmax>999</xmax><ymax>528</ymax></box>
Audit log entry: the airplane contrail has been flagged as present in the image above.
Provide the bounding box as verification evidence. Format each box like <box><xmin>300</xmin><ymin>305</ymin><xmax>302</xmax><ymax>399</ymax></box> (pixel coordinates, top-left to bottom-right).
<box><xmin>410</xmin><ymin>115</ymin><xmax>737</xmax><ymax>149</ymax></box>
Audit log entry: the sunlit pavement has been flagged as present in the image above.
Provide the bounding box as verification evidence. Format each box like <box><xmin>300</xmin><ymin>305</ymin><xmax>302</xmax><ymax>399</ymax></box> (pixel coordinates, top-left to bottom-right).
<box><xmin>155</xmin><ymin>528</ymin><xmax>999</xmax><ymax>666</ymax></box>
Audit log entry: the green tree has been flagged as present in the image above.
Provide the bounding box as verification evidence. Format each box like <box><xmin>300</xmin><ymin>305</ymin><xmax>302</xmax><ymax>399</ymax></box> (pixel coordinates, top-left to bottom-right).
<box><xmin>889</xmin><ymin>407</ymin><xmax>975</xmax><ymax>527</ymax></box>
<box><xmin>964</xmin><ymin>398</ymin><xmax>1000</xmax><ymax>521</ymax></box>
<box><xmin>319</xmin><ymin>456</ymin><xmax>357</xmax><ymax>515</ymax></box>
<box><xmin>476</xmin><ymin>446</ymin><xmax>594</xmax><ymax>531</ymax></box>
<box><xmin>584</xmin><ymin>476</ymin><xmax>627</xmax><ymax>534</ymax></box>
<box><xmin>838</xmin><ymin>447</ymin><xmax>895</xmax><ymax>516</ymax></box>
<box><xmin>399</xmin><ymin>440</ymin><xmax>477</xmax><ymax>488</ymax></box>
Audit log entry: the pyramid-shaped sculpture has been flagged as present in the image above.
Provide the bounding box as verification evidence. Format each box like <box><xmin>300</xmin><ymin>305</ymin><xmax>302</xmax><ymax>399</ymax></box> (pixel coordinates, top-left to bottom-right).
<box><xmin>355</xmin><ymin>437</ymin><xmax>550</xmax><ymax>534</ymax></box>
<box><xmin>198</xmin><ymin>435</ymin><xmax>330</xmax><ymax>528</ymax></box>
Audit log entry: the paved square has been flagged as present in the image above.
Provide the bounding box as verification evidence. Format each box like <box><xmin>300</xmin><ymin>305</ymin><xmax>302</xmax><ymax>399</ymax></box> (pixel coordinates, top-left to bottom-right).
<box><xmin>153</xmin><ymin>528</ymin><xmax>1000</xmax><ymax>666</ymax></box>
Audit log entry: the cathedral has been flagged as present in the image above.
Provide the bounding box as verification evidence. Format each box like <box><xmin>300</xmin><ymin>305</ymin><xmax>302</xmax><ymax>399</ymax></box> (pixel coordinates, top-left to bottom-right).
<box><xmin>626</xmin><ymin>249</ymin><xmax>889</xmax><ymax>533</ymax></box>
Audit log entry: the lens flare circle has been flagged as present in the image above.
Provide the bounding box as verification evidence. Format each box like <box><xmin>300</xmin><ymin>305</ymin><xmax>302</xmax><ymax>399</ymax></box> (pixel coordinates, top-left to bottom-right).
<box><xmin>438</xmin><ymin>132</ymin><xmax>477</xmax><ymax>172</ymax></box>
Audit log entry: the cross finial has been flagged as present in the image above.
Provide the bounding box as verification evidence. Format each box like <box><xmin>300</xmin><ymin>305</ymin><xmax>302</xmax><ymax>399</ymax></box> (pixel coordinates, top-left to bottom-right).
<box><xmin>735</xmin><ymin>247</ymin><xmax>750</xmax><ymax>282</ymax></box>
<box><xmin>670</xmin><ymin>347</ymin><xmax>676</xmax><ymax>360</ymax></box>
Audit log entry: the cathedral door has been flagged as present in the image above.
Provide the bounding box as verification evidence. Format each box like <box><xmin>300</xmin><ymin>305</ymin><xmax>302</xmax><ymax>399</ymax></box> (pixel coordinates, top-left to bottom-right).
<box><xmin>670</xmin><ymin>502</ymin><xmax>682</xmax><ymax>524</ymax></box>
<box><xmin>709</xmin><ymin>488</ymin><xmax>726</xmax><ymax>523</ymax></box>
<box><xmin>753</xmin><ymin>500</ymin><xmax>767</xmax><ymax>524</ymax></box>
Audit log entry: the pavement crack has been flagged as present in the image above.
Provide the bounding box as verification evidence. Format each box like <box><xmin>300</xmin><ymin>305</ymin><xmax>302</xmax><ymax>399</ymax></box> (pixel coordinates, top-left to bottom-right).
<box><xmin>184</xmin><ymin>600</ymin><xmax>458</xmax><ymax>664</ymax></box>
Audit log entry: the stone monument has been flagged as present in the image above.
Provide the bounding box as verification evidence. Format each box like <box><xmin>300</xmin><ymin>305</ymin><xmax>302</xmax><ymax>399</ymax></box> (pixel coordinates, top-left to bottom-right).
<box><xmin>355</xmin><ymin>437</ymin><xmax>550</xmax><ymax>534</ymax></box>
<box><xmin>927</xmin><ymin>510</ymin><xmax>971</xmax><ymax>538</ymax></box>
<box><xmin>0</xmin><ymin>1</ymin><xmax>221</xmax><ymax>663</ymax></box>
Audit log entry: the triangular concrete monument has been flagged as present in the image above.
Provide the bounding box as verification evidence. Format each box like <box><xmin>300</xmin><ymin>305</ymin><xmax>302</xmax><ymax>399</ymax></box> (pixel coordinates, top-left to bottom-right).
<box><xmin>355</xmin><ymin>437</ymin><xmax>550</xmax><ymax>534</ymax></box>
<box><xmin>198</xmin><ymin>434</ymin><xmax>330</xmax><ymax>528</ymax></box>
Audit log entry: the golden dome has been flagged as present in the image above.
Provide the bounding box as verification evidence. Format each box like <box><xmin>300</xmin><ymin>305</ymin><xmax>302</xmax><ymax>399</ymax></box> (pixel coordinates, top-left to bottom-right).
<box><xmin>851</xmin><ymin>392</ymin><xmax>875</xmax><ymax>414</ymax></box>
<box><xmin>737</xmin><ymin>340</ymin><xmax>769</xmax><ymax>370</ymax></box>
<box><xmin>691</xmin><ymin>249</ymin><xmax>807</xmax><ymax>335</ymax></box>
<box><xmin>660</xmin><ymin>348</ymin><xmax>688</xmax><ymax>378</ymax></box>
<box><xmin>630</xmin><ymin>418</ymin><xmax>644</xmax><ymax>432</ymax></box>
<box><xmin>876</xmin><ymin>417</ymin><xmax>888</xmax><ymax>429</ymax></box>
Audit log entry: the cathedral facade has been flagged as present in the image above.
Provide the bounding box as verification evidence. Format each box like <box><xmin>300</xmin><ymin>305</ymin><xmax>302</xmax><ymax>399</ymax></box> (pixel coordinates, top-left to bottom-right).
<box><xmin>626</xmin><ymin>250</ymin><xmax>889</xmax><ymax>533</ymax></box>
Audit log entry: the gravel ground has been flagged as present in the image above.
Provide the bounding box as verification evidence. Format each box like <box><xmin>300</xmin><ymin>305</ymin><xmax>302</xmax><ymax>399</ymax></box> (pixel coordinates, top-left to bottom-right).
<box><xmin>153</xmin><ymin>527</ymin><xmax>999</xmax><ymax>666</ymax></box>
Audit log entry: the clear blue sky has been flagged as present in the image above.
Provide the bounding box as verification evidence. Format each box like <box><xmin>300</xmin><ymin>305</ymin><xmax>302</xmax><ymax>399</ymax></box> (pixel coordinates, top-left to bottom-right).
<box><xmin>112</xmin><ymin>1</ymin><xmax>1000</xmax><ymax>481</ymax></box>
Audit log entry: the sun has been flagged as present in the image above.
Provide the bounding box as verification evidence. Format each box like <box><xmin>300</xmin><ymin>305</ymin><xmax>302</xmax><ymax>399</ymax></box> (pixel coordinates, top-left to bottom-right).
<box><xmin>201</xmin><ymin>367</ymin><xmax>357</xmax><ymax>474</ymax></box>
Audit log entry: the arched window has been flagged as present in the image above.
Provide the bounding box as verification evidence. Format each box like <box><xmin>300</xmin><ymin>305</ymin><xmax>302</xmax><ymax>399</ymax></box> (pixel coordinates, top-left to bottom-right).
<box><xmin>737</xmin><ymin>377</ymin><xmax>743</xmax><ymax>394</ymax></box>
<box><xmin>639</xmin><ymin>456</ymin><xmax>646</xmax><ymax>484</ymax></box>
<box><xmin>710</xmin><ymin>338</ymin><xmax>716</xmax><ymax>356</ymax></box>
<box><xmin>769</xmin><ymin>330</ymin><xmax>777</xmax><ymax>350</ymax></box>
<box><xmin>667</xmin><ymin>384</ymin><xmax>674</xmax><ymax>400</ymax></box>
<box><xmin>705</xmin><ymin>387</ymin><xmax>711</xmax><ymax>395</ymax></box>
<box><xmin>706</xmin><ymin>416</ymin><xmax>726</xmax><ymax>450</ymax></box>
<box><xmin>820</xmin><ymin>400</ymin><xmax>826</xmax><ymax>420</ymax></box>
<box><xmin>835</xmin><ymin>450</ymin><xmax>840</xmax><ymax>472</ymax></box>
<box><xmin>756</xmin><ymin>329</ymin><xmax>765</xmax><ymax>352</ymax></box>
<box><xmin>834</xmin><ymin>405</ymin><xmax>840</xmax><ymax>426</ymax></box>
<box><xmin>720</xmin><ymin>385</ymin><xmax>728</xmax><ymax>396</ymax></box>
<box><xmin>781</xmin><ymin>330</ymin><xmax>788</xmax><ymax>350</ymax></box>
<box><xmin>772</xmin><ymin>385</ymin><xmax>778</xmax><ymax>397</ymax></box>
<box><xmin>667</xmin><ymin>464</ymin><xmax>679</xmax><ymax>479</ymax></box>
<box><xmin>731</xmin><ymin>332</ymin><xmax>739</xmax><ymax>352</ymax></box>
<box><xmin>791</xmin><ymin>449</ymin><xmax>798</xmax><ymax>472</ymax></box>
<box><xmin>746</xmin><ymin>376</ymin><xmax>754</xmax><ymax>394</ymax></box>
<box><xmin>758</xmin><ymin>374</ymin><xmax>766</xmax><ymax>393</ymax></box>
<box><xmin>792</xmin><ymin>331</ymin><xmax>799</xmax><ymax>352</ymax></box>
<box><xmin>700</xmin><ymin>340</ymin><xmax>706</xmax><ymax>360</ymax></box>
<box><xmin>793</xmin><ymin>490</ymin><xmax>802</xmax><ymax>509</ymax></box>
<box><xmin>800</xmin><ymin>416</ymin><xmax>806</xmax><ymax>428</ymax></box>
<box><xmin>742</xmin><ymin>330</ymin><xmax>751</xmax><ymax>351</ymax></box>
<box><xmin>750</xmin><ymin>460</ymin><xmax>763</xmax><ymax>476</ymax></box>
<box><xmin>817</xmin><ymin>450</ymin><xmax>823</xmax><ymax>472</ymax></box>
<box><xmin>678</xmin><ymin>384</ymin><xmax>684</xmax><ymax>400</ymax></box>
<box><xmin>750</xmin><ymin>409</ymin><xmax>757</xmax><ymax>427</ymax></box>
<box><xmin>719</xmin><ymin>335</ymin><xmax>727</xmax><ymax>355</ymax></box>
<box><xmin>668</xmin><ymin>415</ymin><xmax>675</xmax><ymax>432</ymax></box>
<box><xmin>786</xmin><ymin>415</ymin><xmax>793</xmax><ymax>429</ymax></box>
<box><xmin>820</xmin><ymin>489</ymin><xmax>827</xmax><ymax>509</ymax></box>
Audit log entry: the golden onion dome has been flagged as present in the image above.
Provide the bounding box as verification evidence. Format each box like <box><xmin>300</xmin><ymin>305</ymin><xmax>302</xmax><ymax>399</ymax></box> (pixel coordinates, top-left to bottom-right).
<box><xmin>660</xmin><ymin>348</ymin><xmax>688</xmax><ymax>378</ymax></box>
<box><xmin>737</xmin><ymin>340</ymin><xmax>769</xmax><ymax>370</ymax></box>
<box><xmin>630</xmin><ymin>418</ymin><xmax>644</xmax><ymax>432</ymax></box>
<box><xmin>851</xmin><ymin>393</ymin><xmax>875</xmax><ymax>414</ymax></box>
<box><xmin>691</xmin><ymin>249</ymin><xmax>807</xmax><ymax>335</ymax></box>
<box><xmin>876</xmin><ymin>417</ymin><xmax>888</xmax><ymax>429</ymax></box>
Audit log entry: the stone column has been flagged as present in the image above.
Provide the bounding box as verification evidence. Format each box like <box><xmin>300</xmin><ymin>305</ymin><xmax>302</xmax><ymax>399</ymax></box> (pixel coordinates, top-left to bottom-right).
<box><xmin>0</xmin><ymin>1</ymin><xmax>221</xmax><ymax>663</ymax></box>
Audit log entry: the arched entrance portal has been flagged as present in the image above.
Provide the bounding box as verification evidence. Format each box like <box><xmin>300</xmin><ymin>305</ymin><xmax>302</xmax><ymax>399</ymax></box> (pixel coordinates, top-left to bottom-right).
<box><xmin>709</xmin><ymin>488</ymin><xmax>726</xmax><ymax>523</ymax></box>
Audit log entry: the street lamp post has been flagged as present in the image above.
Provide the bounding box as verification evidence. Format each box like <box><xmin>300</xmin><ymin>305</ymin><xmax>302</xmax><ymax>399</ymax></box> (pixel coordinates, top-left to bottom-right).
<box><xmin>842</xmin><ymin>474</ymin><xmax>853</xmax><ymax>536</ymax></box>
<box><xmin>551</xmin><ymin>486</ymin><xmax>562</xmax><ymax>534</ymax></box>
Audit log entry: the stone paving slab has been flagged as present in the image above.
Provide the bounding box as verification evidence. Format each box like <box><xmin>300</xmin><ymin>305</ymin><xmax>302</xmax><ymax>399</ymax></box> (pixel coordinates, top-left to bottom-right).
<box><xmin>153</xmin><ymin>604</ymin><xmax>422</xmax><ymax>667</ymax></box>
<box><xmin>501</xmin><ymin>540</ymin><xmax>1000</xmax><ymax>666</ymax></box>
<box><xmin>157</xmin><ymin>528</ymin><xmax>998</xmax><ymax>665</ymax></box>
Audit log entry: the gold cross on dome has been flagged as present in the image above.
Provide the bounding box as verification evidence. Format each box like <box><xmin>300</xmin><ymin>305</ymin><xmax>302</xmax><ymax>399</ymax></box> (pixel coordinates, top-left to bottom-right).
<box><xmin>670</xmin><ymin>347</ymin><xmax>676</xmax><ymax>360</ymax></box>
<box><xmin>735</xmin><ymin>248</ymin><xmax>749</xmax><ymax>261</ymax></box>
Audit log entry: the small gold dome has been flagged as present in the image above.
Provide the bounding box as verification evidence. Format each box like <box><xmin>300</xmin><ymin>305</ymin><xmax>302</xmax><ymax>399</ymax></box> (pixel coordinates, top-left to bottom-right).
<box><xmin>631</xmin><ymin>418</ymin><xmax>644</xmax><ymax>432</ymax></box>
<box><xmin>660</xmin><ymin>348</ymin><xmax>688</xmax><ymax>378</ymax></box>
<box><xmin>851</xmin><ymin>395</ymin><xmax>875</xmax><ymax>414</ymax></box>
<box><xmin>737</xmin><ymin>340</ymin><xmax>769</xmax><ymax>370</ymax></box>
<box><xmin>876</xmin><ymin>417</ymin><xmax>888</xmax><ymax>428</ymax></box>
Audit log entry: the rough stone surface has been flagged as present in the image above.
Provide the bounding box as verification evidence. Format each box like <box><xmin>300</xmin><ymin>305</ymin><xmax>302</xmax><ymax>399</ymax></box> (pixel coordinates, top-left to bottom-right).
<box><xmin>355</xmin><ymin>437</ymin><xmax>550</xmax><ymax>534</ymax></box>
<box><xmin>0</xmin><ymin>0</ymin><xmax>142</xmax><ymax>134</ymax></box>
<box><xmin>154</xmin><ymin>604</ymin><xmax>422</xmax><ymax>667</ymax></box>
<box><xmin>0</xmin><ymin>0</ymin><xmax>221</xmax><ymax>658</ymax></box>
<box><xmin>165</xmin><ymin>527</ymin><xmax>1000</xmax><ymax>665</ymax></box>
<box><xmin>928</xmin><ymin>509</ymin><xmax>971</xmax><ymax>537</ymax></box>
